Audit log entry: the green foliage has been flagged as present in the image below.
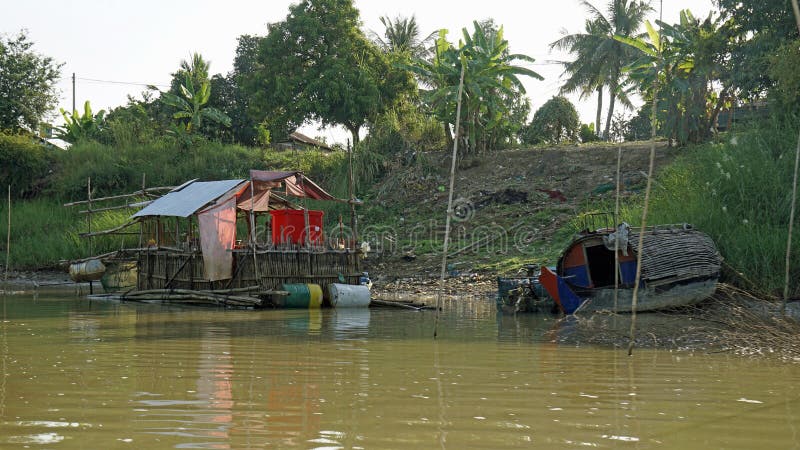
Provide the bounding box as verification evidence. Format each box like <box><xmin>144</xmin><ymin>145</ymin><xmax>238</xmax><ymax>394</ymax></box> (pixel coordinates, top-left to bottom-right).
<box><xmin>0</xmin><ymin>31</ymin><xmax>62</xmax><ymax>131</ymax></box>
<box><xmin>161</xmin><ymin>53</ymin><xmax>231</xmax><ymax>135</ymax></box>
<box><xmin>716</xmin><ymin>0</ymin><xmax>799</xmax><ymax>98</ymax></box>
<box><xmin>0</xmin><ymin>132</ymin><xmax>52</xmax><ymax>198</ymax></box>
<box><xmin>551</xmin><ymin>0</ymin><xmax>652</xmax><ymax>140</ymax></box>
<box><xmin>409</xmin><ymin>20</ymin><xmax>542</xmax><ymax>154</ymax></box>
<box><xmin>362</xmin><ymin>103</ymin><xmax>446</xmax><ymax>154</ymax></box>
<box><xmin>622</xmin><ymin>105</ymin><xmax>652</xmax><ymax>141</ymax></box>
<box><xmin>372</xmin><ymin>15</ymin><xmax>437</xmax><ymax>58</ymax></box>
<box><xmin>615</xmin><ymin>122</ymin><xmax>800</xmax><ymax>295</ymax></box>
<box><xmin>618</xmin><ymin>10</ymin><xmax>733</xmax><ymax>146</ymax></box>
<box><xmin>101</xmin><ymin>90</ymin><xmax>167</xmax><ymax>146</ymax></box>
<box><xmin>768</xmin><ymin>39</ymin><xmax>800</xmax><ymax>117</ymax></box>
<box><xmin>579</xmin><ymin>123</ymin><xmax>601</xmax><ymax>143</ymax></box>
<box><xmin>521</xmin><ymin>96</ymin><xmax>579</xmax><ymax>145</ymax></box>
<box><xmin>49</xmin><ymin>140</ymin><xmax>264</xmax><ymax>200</ymax></box>
<box><xmin>246</xmin><ymin>0</ymin><xmax>413</xmax><ymax>145</ymax></box>
<box><xmin>56</xmin><ymin>101</ymin><xmax>106</xmax><ymax>143</ymax></box>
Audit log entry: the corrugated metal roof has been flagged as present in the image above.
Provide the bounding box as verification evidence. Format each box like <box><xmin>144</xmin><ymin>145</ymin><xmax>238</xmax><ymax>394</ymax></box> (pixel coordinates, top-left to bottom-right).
<box><xmin>132</xmin><ymin>179</ymin><xmax>245</xmax><ymax>218</ymax></box>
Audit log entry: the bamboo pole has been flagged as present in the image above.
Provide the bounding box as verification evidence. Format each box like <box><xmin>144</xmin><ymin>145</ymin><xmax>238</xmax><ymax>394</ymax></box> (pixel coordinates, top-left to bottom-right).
<box><xmin>434</xmin><ymin>60</ymin><xmax>466</xmax><ymax>339</ymax></box>
<box><xmin>4</xmin><ymin>186</ymin><xmax>9</xmax><ymax>287</ymax></box>
<box><xmin>628</xmin><ymin>0</ymin><xmax>662</xmax><ymax>356</ymax></box>
<box><xmin>62</xmin><ymin>186</ymin><xmax>172</xmax><ymax>206</ymax></box>
<box><xmin>782</xmin><ymin>0</ymin><xmax>800</xmax><ymax>314</ymax></box>
<box><xmin>614</xmin><ymin>144</ymin><xmax>622</xmax><ymax>312</ymax></box>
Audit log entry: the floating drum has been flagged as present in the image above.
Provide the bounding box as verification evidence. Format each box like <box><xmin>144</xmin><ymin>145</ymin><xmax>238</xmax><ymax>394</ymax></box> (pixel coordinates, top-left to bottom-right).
<box><xmin>328</xmin><ymin>283</ymin><xmax>371</xmax><ymax>308</ymax></box>
<box><xmin>281</xmin><ymin>283</ymin><xmax>323</xmax><ymax>309</ymax></box>
<box><xmin>69</xmin><ymin>259</ymin><xmax>106</xmax><ymax>282</ymax></box>
<box><xmin>307</xmin><ymin>283</ymin><xmax>323</xmax><ymax>309</ymax></box>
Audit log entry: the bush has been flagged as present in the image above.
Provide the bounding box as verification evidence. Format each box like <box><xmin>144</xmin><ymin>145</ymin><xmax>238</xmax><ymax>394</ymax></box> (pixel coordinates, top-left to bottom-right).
<box><xmin>0</xmin><ymin>132</ymin><xmax>53</xmax><ymax>198</ymax></box>
<box><xmin>521</xmin><ymin>96</ymin><xmax>579</xmax><ymax>145</ymax></box>
<box><xmin>579</xmin><ymin>123</ymin><xmax>600</xmax><ymax>143</ymax></box>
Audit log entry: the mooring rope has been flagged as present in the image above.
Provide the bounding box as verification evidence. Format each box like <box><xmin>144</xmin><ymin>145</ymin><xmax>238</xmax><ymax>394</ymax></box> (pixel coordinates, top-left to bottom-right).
<box><xmin>434</xmin><ymin>62</ymin><xmax>466</xmax><ymax>339</ymax></box>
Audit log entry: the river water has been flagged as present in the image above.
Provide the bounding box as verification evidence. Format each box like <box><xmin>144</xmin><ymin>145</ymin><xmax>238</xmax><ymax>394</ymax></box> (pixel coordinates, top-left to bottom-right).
<box><xmin>0</xmin><ymin>290</ymin><xmax>798</xmax><ymax>449</ymax></box>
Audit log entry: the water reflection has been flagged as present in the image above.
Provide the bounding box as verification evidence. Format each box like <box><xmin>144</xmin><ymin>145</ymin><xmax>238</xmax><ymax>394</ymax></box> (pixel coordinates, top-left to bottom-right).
<box><xmin>0</xmin><ymin>293</ymin><xmax>796</xmax><ymax>449</ymax></box>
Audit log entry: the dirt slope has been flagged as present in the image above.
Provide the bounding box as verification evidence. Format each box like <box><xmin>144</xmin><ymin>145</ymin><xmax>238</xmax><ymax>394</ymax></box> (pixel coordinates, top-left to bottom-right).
<box><xmin>362</xmin><ymin>142</ymin><xmax>680</xmax><ymax>285</ymax></box>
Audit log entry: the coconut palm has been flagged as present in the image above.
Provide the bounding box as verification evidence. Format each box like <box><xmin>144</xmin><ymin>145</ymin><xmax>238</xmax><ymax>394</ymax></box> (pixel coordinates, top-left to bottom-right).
<box><xmin>551</xmin><ymin>0</ymin><xmax>652</xmax><ymax>139</ymax></box>
<box><xmin>371</xmin><ymin>15</ymin><xmax>437</xmax><ymax>58</ymax></box>
<box><xmin>551</xmin><ymin>18</ymin><xmax>607</xmax><ymax>138</ymax></box>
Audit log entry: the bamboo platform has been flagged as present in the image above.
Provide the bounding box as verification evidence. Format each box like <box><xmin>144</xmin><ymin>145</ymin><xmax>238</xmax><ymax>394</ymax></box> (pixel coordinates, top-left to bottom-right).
<box><xmin>136</xmin><ymin>247</ymin><xmax>361</xmax><ymax>299</ymax></box>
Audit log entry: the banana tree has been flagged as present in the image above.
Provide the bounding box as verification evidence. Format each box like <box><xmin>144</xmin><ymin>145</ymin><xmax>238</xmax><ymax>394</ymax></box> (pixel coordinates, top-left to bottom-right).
<box><xmin>616</xmin><ymin>10</ymin><xmax>732</xmax><ymax>145</ymax></box>
<box><xmin>408</xmin><ymin>21</ymin><xmax>542</xmax><ymax>154</ymax></box>
<box><xmin>56</xmin><ymin>100</ymin><xmax>105</xmax><ymax>143</ymax></box>
<box><xmin>161</xmin><ymin>54</ymin><xmax>231</xmax><ymax>135</ymax></box>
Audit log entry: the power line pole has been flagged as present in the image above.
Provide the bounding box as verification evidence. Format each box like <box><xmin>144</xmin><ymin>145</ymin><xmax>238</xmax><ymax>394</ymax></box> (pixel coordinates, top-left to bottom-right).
<box><xmin>72</xmin><ymin>72</ymin><xmax>76</xmax><ymax>112</ymax></box>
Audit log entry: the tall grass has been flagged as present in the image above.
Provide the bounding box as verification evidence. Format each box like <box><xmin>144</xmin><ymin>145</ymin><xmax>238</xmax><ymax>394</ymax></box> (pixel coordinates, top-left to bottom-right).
<box><xmin>611</xmin><ymin>122</ymin><xmax>800</xmax><ymax>296</ymax></box>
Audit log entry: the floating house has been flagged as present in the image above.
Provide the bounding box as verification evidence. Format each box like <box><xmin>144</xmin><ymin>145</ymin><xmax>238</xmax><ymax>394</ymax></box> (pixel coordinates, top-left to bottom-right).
<box><xmin>69</xmin><ymin>170</ymin><xmax>367</xmax><ymax>308</ymax></box>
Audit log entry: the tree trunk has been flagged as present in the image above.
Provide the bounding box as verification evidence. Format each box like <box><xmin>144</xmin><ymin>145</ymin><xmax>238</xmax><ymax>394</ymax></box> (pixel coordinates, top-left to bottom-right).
<box><xmin>604</xmin><ymin>85</ymin><xmax>616</xmax><ymax>141</ymax></box>
<box><xmin>444</xmin><ymin>123</ymin><xmax>454</xmax><ymax>149</ymax></box>
<box><xmin>709</xmin><ymin>88</ymin><xmax>728</xmax><ymax>138</ymax></box>
<box><xmin>595</xmin><ymin>86</ymin><xmax>603</xmax><ymax>138</ymax></box>
<box><xmin>346</xmin><ymin>124</ymin><xmax>360</xmax><ymax>147</ymax></box>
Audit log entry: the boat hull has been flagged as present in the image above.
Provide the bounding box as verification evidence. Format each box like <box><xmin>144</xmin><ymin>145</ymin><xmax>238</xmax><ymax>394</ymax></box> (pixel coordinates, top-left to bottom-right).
<box><xmin>570</xmin><ymin>278</ymin><xmax>718</xmax><ymax>313</ymax></box>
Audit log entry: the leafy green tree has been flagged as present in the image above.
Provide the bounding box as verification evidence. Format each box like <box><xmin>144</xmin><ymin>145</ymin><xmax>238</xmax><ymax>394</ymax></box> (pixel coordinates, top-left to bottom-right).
<box><xmin>716</xmin><ymin>0</ymin><xmax>798</xmax><ymax>99</ymax></box>
<box><xmin>550</xmin><ymin>0</ymin><xmax>651</xmax><ymax>140</ymax></box>
<box><xmin>521</xmin><ymin>96</ymin><xmax>580</xmax><ymax>145</ymax></box>
<box><xmin>768</xmin><ymin>39</ymin><xmax>800</xmax><ymax>117</ymax></box>
<box><xmin>0</xmin><ymin>31</ymin><xmax>62</xmax><ymax>131</ymax></box>
<box><xmin>161</xmin><ymin>53</ymin><xmax>231</xmax><ymax>134</ymax></box>
<box><xmin>245</xmin><ymin>0</ymin><xmax>413</xmax><ymax>145</ymax></box>
<box><xmin>56</xmin><ymin>100</ymin><xmax>106</xmax><ymax>143</ymax></box>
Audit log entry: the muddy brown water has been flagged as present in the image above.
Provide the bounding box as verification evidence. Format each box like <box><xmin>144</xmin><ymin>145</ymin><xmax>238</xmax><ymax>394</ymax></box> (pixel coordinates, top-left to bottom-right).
<box><xmin>0</xmin><ymin>289</ymin><xmax>798</xmax><ymax>449</ymax></box>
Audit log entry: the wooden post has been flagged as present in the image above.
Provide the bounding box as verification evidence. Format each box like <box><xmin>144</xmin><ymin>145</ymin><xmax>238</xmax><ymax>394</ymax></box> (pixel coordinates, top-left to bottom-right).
<box><xmin>249</xmin><ymin>179</ymin><xmax>260</xmax><ymax>287</ymax></box>
<box><xmin>348</xmin><ymin>141</ymin><xmax>357</xmax><ymax>248</ymax></box>
<box><xmin>87</xmin><ymin>178</ymin><xmax>93</xmax><ymax>295</ymax></box>
<box><xmin>138</xmin><ymin>174</ymin><xmax>146</xmax><ymax>248</ymax></box>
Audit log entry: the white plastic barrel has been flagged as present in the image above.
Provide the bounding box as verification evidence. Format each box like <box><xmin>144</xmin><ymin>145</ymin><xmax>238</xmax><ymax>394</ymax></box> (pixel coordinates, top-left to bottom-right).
<box><xmin>328</xmin><ymin>283</ymin><xmax>371</xmax><ymax>308</ymax></box>
<box><xmin>69</xmin><ymin>259</ymin><xmax>106</xmax><ymax>282</ymax></box>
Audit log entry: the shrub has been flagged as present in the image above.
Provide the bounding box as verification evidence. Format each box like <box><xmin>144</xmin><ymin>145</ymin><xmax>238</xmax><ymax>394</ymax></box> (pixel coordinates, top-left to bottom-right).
<box><xmin>0</xmin><ymin>132</ymin><xmax>53</xmax><ymax>198</ymax></box>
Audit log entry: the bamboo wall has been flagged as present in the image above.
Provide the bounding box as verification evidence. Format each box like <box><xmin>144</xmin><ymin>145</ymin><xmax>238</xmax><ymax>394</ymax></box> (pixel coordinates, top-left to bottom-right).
<box><xmin>137</xmin><ymin>249</ymin><xmax>361</xmax><ymax>295</ymax></box>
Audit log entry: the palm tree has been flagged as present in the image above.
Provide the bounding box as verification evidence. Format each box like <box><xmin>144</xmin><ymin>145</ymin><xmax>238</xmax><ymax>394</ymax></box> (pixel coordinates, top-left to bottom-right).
<box><xmin>551</xmin><ymin>0</ymin><xmax>652</xmax><ymax>139</ymax></box>
<box><xmin>371</xmin><ymin>15</ymin><xmax>437</xmax><ymax>58</ymax></box>
<box><xmin>551</xmin><ymin>18</ymin><xmax>607</xmax><ymax>137</ymax></box>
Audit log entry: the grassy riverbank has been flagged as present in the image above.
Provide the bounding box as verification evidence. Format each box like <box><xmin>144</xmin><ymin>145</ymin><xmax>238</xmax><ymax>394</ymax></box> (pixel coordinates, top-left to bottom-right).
<box><xmin>597</xmin><ymin>122</ymin><xmax>800</xmax><ymax>298</ymax></box>
<box><xmin>3</xmin><ymin>122</ymin><xmax>799</xmax><ymax>298</ymax></box>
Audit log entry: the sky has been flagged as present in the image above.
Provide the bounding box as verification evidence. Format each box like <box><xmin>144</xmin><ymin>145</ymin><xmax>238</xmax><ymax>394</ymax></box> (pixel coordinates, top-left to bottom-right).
<box><xmin>2</xmin><ymin>0</ymin><xmax>714</xmax><ymax>145</ymax></box>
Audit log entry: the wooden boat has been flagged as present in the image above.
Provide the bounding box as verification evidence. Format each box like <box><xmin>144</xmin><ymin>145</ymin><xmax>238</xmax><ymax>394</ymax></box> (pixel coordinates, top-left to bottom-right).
<box><xmin>539</xmin><ymin>223</ymin><xmax>721</xmax><ymax>314</ymax></box>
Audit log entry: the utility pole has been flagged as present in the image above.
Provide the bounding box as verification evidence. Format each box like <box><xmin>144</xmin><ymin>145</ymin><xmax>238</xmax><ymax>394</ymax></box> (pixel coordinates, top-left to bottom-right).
<box><xmin>72</xmin><ymin>73</ymin><xmax>76</xmax><ymax>112</ymax></box>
